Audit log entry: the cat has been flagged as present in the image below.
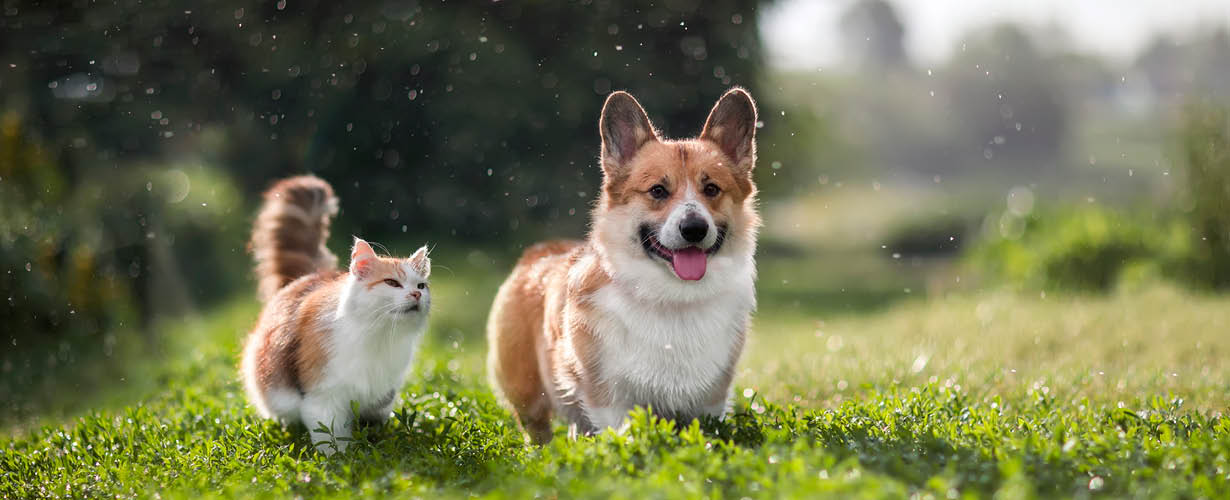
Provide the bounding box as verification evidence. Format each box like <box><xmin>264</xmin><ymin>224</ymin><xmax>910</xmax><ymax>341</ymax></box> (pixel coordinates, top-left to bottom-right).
<box><xmin>240</xmin><ymin>175</ymin><xmax>431</xmax><ymax>454</ymax></box>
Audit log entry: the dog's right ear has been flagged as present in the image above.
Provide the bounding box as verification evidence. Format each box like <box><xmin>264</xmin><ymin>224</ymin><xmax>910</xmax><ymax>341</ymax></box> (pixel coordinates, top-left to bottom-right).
<box><xmin>600</xmin><ymin>91</ymin><xmax>657</xmax><ymax>173</ymax></box>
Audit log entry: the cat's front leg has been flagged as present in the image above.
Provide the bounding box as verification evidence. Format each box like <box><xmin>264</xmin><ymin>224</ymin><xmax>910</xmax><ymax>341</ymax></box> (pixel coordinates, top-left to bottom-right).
<box><xmin>359</xmin><ymin>389</ymin><xmax>397</xmax><ymax>424</ymax></box>
<box><xmin>301</xmin><ymin>396</ymin><xmax>352</xmax><ymax>455</ymax></box>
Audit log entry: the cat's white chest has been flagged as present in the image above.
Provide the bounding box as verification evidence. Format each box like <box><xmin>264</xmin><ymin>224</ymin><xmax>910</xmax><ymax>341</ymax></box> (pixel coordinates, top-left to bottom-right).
<box><xmin>319</xmin><ymin>320</ymin><xmax>423</xmax><ymax>403</ymax></box>
<box><xmin>586</xmin><ymin>282</ymin><xmax>753</xmax><ymax>417</ymax></box>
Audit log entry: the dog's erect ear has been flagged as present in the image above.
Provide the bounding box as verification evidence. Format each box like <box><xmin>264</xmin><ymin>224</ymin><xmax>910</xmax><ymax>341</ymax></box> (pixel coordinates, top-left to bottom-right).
<box><xmin>701</xmin><ymin>88</ymin><xmax>758</xmax><ymax>174</ymax></box>
<box><xmin>600</xmin><ymin>91</ymin><xmax>657</xmax><ymax>172</ymax></box>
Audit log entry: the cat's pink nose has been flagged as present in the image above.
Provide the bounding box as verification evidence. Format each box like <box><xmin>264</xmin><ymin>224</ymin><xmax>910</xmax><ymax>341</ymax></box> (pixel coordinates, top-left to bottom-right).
<box><xmin>409</xmin><ymin>290</ymin><xmax>421</xmax><ymax>300</ymax></box>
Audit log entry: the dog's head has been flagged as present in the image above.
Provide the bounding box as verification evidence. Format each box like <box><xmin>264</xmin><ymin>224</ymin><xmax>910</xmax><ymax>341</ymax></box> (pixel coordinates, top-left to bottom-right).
<box><xmin>592</xmin><ymin>88</ymin><xmax>760</xmax><ymax>291</ymax></box>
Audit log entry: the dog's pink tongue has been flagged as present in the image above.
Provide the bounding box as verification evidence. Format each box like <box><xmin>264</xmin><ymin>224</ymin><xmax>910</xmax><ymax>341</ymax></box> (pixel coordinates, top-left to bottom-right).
<box><xmin>671</xmin><ymin>247</ymin><xmax>707</xmax><ymax>281</ymax></box>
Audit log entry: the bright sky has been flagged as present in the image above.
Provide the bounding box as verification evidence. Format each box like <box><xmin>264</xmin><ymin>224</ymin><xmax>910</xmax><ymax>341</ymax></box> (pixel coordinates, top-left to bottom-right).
<box><xmin>760</xmin><ymin>0</ymin><xmax>1230</xmax><ymax>69</ymax></box>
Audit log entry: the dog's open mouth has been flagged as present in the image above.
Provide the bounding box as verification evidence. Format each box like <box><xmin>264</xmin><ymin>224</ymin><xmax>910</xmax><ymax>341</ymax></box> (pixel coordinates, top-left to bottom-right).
<box><xmin>639</xmin><ymin>225</ymin><xmax>726</xmax><ymax>281</ymax></box>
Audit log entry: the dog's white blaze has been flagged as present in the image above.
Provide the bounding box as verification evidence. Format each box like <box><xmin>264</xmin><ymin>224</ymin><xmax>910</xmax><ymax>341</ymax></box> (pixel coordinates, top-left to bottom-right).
<box><xmin>658</xmin><ymin>182</ymin><xmax>719</xmax><ymax>250</ymax></box>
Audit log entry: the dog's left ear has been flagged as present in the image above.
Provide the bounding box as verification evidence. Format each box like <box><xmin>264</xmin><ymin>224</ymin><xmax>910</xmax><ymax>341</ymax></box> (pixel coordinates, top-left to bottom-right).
<box><xmin>701</xmin><ymin>88</ymin><xmax>758</xmax><ymax>174</ymax></box>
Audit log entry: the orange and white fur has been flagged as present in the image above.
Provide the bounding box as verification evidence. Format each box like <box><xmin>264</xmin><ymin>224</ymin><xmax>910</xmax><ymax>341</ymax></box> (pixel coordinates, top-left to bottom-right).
<box><xmin>240</xmin><ymin>176</ymin><xmax>431</xmax><ymax>454</ymax></box>
<box><xmin>487</xmin><ymin>88</ymin><xmax>760</xmax><ymax>443</ymax></box>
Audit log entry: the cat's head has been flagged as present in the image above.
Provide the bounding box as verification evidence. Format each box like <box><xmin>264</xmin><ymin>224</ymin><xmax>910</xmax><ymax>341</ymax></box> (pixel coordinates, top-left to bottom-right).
<box><xmin>344</xmin><ymin>237</ymin><xmax>431</xmax><ymax>318</ymax></box>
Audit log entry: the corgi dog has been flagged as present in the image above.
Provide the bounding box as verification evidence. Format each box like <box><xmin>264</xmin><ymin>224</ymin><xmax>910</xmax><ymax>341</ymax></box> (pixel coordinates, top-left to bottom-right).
<box><xmin>240</xmin><ymin>176</ymin><xmax>432</xmax><ymax>454</ymax></box>
<box><xmin>487</xmin><ymin>88</ymin><xmax>760</xmax><ymax>443</ymax></box>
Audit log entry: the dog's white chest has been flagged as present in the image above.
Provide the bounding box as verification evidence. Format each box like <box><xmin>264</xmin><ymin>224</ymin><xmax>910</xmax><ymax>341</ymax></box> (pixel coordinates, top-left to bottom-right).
<box><xmin>586</xmin><ymin>283</ymin><xmax>753</xmax><ymax>415</ymax></box>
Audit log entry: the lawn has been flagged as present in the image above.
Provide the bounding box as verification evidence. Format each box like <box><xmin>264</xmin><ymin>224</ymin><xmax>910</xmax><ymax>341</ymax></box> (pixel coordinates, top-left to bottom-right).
<box><xmin>2</xmin><ymin>260</ymin><xmax>1229</xmax><ymax>498</ymax></box>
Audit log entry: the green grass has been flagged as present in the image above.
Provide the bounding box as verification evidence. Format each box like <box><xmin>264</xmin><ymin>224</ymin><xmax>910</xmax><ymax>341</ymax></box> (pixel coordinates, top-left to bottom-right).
<box><xmin>3</xmin><ymin>266</ymin><xmax>1230</xmax><ymax>498</ymax></box>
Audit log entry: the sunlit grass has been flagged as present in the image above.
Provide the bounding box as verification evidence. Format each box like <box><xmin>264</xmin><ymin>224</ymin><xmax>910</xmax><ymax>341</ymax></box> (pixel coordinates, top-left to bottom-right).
<box><xmin>747</xmin><ymin>285</ymin><xmax>1230</xmax><ymax>411</ymax></box>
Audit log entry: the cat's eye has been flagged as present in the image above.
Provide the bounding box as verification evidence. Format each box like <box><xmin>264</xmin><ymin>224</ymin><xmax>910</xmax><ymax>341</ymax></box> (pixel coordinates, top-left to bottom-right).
<box><xmin>416</xmin><ymin>282</ymin><xmax>427</xmax><ymax>290</ymax></box>
<box><xmin>648</xmin><ymin>184</ymin><xmax>669</xmax><ymax>200</ymax></box>
<box><xmin>703</xmin><ymin>183</ymin><xmax>721</xmax><ymax>197</ymax></box>
<box><xmin>383</xmin><ymin>279</ymin><xmax>402</xmax><ymax>288</ymax></box>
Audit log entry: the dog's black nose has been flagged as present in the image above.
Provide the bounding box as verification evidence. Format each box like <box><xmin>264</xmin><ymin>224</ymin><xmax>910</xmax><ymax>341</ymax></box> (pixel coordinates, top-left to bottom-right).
<box><xmin>679</xmin><ymin>216</ymin><xmax>709</xmax><ymax>243</ymax></box>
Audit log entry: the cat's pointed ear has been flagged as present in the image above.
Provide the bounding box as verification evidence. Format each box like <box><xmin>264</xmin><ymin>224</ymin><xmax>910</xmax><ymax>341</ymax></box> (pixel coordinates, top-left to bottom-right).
<box><xmin>350</xmin><ymin>237</ymin><xmax>377</xmax><ymax>277</ymax></box>
<box><xmin>700</xmin><ymin>87</ymin><xmax>758</xmax><ymax>175</ymax></box>
<box><xmin>600</xmin><ymin>91</ymin><xmax>658</xmax><ymax>174</ymax></box>
<box><xmin>408</xmin><ymin>245</ymin><xmax>430</xmax><ymax>278</ymax></box>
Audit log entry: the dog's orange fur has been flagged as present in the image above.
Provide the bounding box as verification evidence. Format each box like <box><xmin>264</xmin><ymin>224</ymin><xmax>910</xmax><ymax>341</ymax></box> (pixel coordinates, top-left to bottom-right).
<box><xmin>488</xmin><ymin>88</ymin><xmax>760</xmax><ymax>443</ymax></box>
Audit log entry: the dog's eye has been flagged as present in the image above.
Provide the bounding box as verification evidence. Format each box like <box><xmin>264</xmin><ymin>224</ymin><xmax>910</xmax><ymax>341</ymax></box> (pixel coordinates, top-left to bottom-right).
<box><xmin>383</xmin><ymin>279</ymin><xmax>402</xmax><ymax>288</ymax></box>
<box><xmin>703</xmin><ymin>183</ymin><xmax>721</xmax><ymax>197</ymax></box>
<box><xmin>416</xmin><ymin>282</ymin><xmax>427</xmax><ymax>290</ymax></box>
<box><xmin>649</xmin><ymin>184</ymin><xmax>669</xmax><ymax>200</ymax></box>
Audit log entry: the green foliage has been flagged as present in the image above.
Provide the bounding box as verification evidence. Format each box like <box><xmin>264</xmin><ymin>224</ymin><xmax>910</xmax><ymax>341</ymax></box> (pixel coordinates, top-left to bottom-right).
<box><xmin>2</xmin><ymin>0</ymin><xmax>769</xmax><ymax>245</ymax></box>
<box><xmin>1</xmin><ymin>111</ymin><xmax>251</xmax><ymax>422</ymax></box>
<box><xmin>965</xmin><ymin>206</ymin><xmax>1193</xmax><ymax>291</ymax></box>
<box><xmin>1</xmin><ymin>112</ymin><xmax>140</xmax><ymax>419</ymax></box>
<box><xmin>1179</xmin><ymin>102</ymin><xmax>1230</xmax><ymax>287</ymax></box>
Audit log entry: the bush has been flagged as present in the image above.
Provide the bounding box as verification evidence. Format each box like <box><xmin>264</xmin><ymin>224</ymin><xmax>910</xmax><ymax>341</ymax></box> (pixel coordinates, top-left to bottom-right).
<box><xmin>965</xmin><ymin>206</ymin><xmax>1193</xmax><ymax>292</ymax></box>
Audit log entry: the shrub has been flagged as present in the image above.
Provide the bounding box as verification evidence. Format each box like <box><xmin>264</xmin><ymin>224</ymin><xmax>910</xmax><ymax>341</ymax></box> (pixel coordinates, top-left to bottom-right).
<box><xmin>965</xmin><ymin>206</ymin><xmax>1192</xmax><ymax>292</ymax></box>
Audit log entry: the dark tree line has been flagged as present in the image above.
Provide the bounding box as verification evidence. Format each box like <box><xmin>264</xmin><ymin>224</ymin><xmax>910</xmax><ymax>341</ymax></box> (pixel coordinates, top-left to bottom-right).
<box><xmin>0</xmin><ymin>1</ymin><xmax>772</xmax><ymax>369</ymax></box>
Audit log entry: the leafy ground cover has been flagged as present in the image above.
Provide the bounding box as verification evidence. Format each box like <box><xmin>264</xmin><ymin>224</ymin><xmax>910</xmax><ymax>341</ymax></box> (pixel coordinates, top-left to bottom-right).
<box><xmin>3</xmin><ymin>277</ymin><xmax>1229</xmax><ymax>498</ymax></box>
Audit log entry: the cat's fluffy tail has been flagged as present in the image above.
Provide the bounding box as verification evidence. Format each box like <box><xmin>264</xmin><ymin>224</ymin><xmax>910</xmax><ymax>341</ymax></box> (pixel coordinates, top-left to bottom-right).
<box><xmin>250</xmin><ymin>175</ymin><xmax>340</xmax><ymax>301</ymax></box>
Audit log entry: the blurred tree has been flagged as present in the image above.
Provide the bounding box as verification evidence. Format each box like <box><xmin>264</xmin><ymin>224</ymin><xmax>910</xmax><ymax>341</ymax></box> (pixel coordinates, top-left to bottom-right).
<box><xmin>945</xmin><ymin>25</ymin><xmax>1067</xmax><ymax>174</ymax></box>
<box><xmin>839</xmin><ymin>0</ymin><xmax>908</xmax><ymax>73</ymax></box>
<box><xmin>1190</xmin><ymin>29</ymin><xmax>1230</xmax><ymax>100</ymax></box>
<box><xmin>1180</xmin><ymin>102</ymin><xmax>1230</xmax><ymax>288</ymax></box>
<box><xmin>1135</xmin><ymin>36</ymin><xmax>1187</xmax><ymax>100</ymax></box>
<box><xmin>2</xmin><ymin>0</ymin><xmax>770</xmax><ymax>248</ymax></box>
